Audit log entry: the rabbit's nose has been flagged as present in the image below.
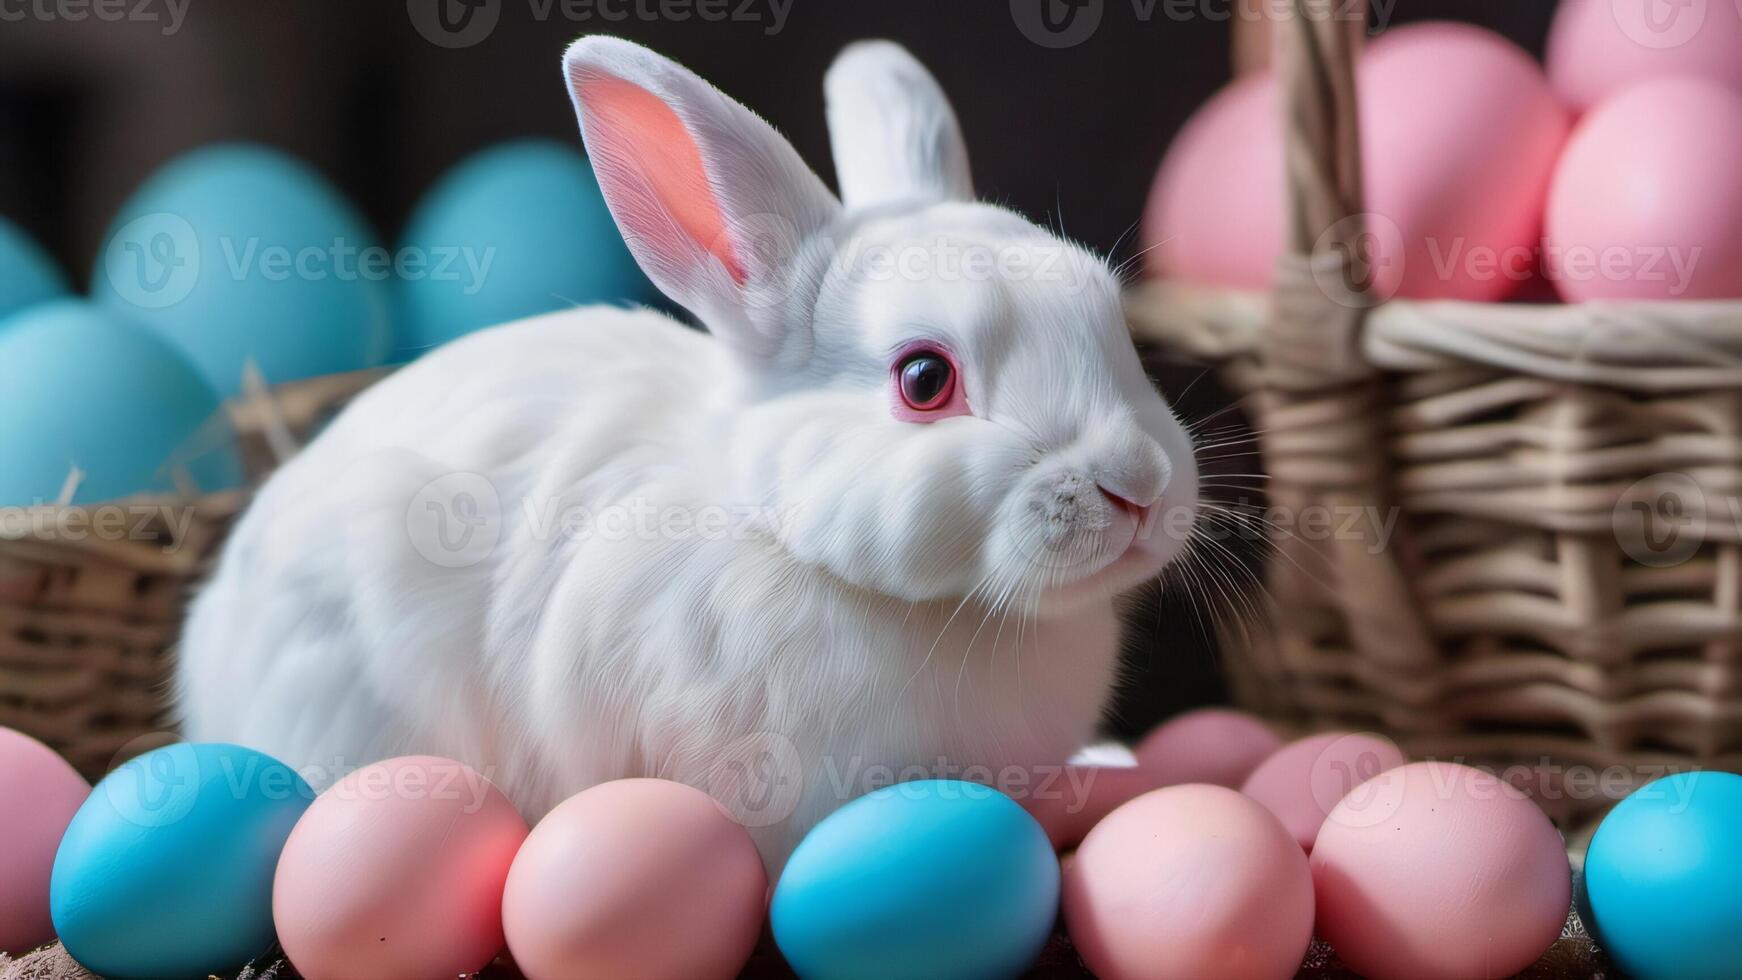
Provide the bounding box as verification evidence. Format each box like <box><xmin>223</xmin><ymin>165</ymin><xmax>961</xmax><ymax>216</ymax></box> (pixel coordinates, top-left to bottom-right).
<box><xmin>1088</xmin><ymin>431</ymin><xmax>1171</xmax><ymax>508</ymax></box>
<box><xmin>1099</xmin><ymin>486</ymin><xmax>1153</xmax><ymax>525</ymax></box>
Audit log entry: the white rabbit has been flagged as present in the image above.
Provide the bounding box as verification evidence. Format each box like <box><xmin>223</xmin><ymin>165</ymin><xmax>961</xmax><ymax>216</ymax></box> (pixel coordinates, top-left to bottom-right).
<box><xmin>176</xmin><ymin>36</ymin><xmax>1199</xmax><ymax>866</ymax></box>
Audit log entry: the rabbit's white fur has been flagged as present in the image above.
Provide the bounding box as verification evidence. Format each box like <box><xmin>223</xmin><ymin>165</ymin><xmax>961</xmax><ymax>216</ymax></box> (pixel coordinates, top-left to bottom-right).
<box><xmin>177</xmin><ymin>37</ymin><xmax>1198</xmax><ymax>866</ymax></box>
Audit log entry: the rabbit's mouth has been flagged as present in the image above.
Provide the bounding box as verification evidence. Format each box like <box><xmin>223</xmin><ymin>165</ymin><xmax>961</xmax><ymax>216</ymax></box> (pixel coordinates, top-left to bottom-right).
<box><xmin>1037</xmin><ymin>499</ymin><xmax>1191</xmax><ymax>611</ymax></box>
<box><xmin>1003</xmin><ymin>460</ymin><xmax>1197</xmax><ymax>612</ymax></box>
<box><xmin>1101</xmin><ymin>486</ymin><xmax>1153</xmax><ymax>530</ymax></box>
<box><xmin>1105</xmin><ymin>517</ymin><xmax>1169</xmax><ymax>577</ymax></box>
<box><xmin>1108</xmin><ymin>486</ymin><xmax>1196</xmax><ymax>570</ymax></box>
<box><xmin>1101</xmin><ymin>500</ymin><xmax>1152</xmax><ymax>567</ymax></box>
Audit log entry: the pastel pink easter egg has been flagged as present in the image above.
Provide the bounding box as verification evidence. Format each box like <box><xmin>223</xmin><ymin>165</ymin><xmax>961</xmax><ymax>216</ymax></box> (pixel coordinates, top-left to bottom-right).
<box><xmin>1063</xmin><ymin>784</ymin><xmax>1314</xmax><ymax>980</ymax></box>
<box><xmin>1147</xmin><ymin>24</ymin><xmax>1566</xmax><ymax>304</ymax></box>
<box><xmin>1311</xmin><ymin>761</ymin><xmax>1571</xmax><ymax>980</ymax></box>
<box><xmin>1545</xmin><ymin>76</ymin><xmax>1742</xmax><ymax>301</ymax></box>
<box><xmin>1143</xmin><ymin>73</ymin><xmax>1286</xmax><ymax>289</ymax></box>
<box><xmin>1547</xmin><ymin>0</ymin><xmax>1742</xmax><ymax>112</ymax></box>
<box><xmin>1358</xmin><ymin>23</ymin><xmax>1570</xmax><ymax>301</ymax></box>
<box><xmin>1133</xmin><ymin>708</ymin><xmax>1282</xmax><ymax>788</ymax></box>
<box><xmin>1240</xmin><ymin>732</ymin><xmax>1407</xmax><ymax>851</ymax></box>
<box><xmin>1020</xmin><ymin>764</ymin><xmax>1163</xmax><ymax>850</ymax></box>
<box><xmin>273</xmin><ymin>756</ymin><xmax>528</xmax><ymax>980</ymax></box>
<box><xmin>0</xmin><ymin>729</ymin><xmax>89</xmax><ymax>953</ymax></box>
<box><xmin>502</xmin><ymin>779</ymin><xmax>767</xmax><ymax>980</ymax></box>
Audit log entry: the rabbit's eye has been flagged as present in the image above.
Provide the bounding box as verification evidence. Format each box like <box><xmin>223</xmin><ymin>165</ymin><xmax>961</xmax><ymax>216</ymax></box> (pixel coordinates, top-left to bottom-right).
<box><xmin>898</xmin><ymin>352</ymin><xmax>954</xmax><ymax>411</ymax></box>
<box><xmin>889</xmin><ymin>343</ymin><xmax>968</xmax><ymax>422</ymax></box>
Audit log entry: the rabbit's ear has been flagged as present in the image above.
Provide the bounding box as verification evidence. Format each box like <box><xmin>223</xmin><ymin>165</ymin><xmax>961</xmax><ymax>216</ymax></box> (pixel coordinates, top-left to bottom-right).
<box><xmin>564</xmin><ymin>36</ymin><xmax>839</xmax><ymax>356</ymax></box>
<box><xmin>825</xmin><ymin>41</ymin><xmax>973</xmax><ymax>211</ymax></box>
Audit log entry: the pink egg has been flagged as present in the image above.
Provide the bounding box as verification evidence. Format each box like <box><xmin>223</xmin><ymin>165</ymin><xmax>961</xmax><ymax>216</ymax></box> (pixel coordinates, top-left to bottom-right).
<box><xmin>0</xmin><ymin>729</ymin><xmax>89</xmax><ymax>953</ymax></box>
<box><xmin>1359</xmin><ymin>23</ymin><xmax>1570</xmax><ymax>301</ymax></box>
<box><xmin>1240</xmin><ymin>732</ymin><xmax>1406</xmax><ymax>851</ymax></box>
<box><xmin>1144</xmin><ymin>73</ymin><xmax>1285</xmax><ymax>289</ymax></box>
<box><xmin>273</xmin><ymin>756</ymin><xmax>528</xmax><ymax>979</ymax></box>
<box><xmin>1547</xmin><ymin>0</ymin><xmax>1742</xmax><ymax>112</ymax></box>
<box><xmin>1133</xmin><ymin>708</ymin><xmax>1282</xmax><ymax>788</ymax></box>
<box><xmin>1311</xmin><ymin>761</ymin><xmax>1571</xmax><ymax>980</ymax></box>
<box><xmin>1545</xmin><ymin>76</ymin><xmax>1742</xmax><ymax>301</ymax></box>
<box><xmin>1019</xmin><ymin>764</ymin><xmax>1162</xmax><ymax>850</ymax></box>
<box><xmin>1063</xmin><ymin>784</ymin><xmax>1314</xmax><ymax>980</ymax></box>
<box><xmin>502</xmin><ymin>779</ymin><xmax>766</xmax><ymax>980</ymax></box>
<box><xmin>1146</xmin><ymin>23</ymin><xmax>1566</xmax><ymax>303</ymax></box>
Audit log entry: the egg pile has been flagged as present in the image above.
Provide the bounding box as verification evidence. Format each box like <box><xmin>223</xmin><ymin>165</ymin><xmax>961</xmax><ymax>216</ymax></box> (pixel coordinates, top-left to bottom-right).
<box><xmin>5</xmin><ymin>738</ymin><xmax>768</xmax><ymax>980</ymax></box>
<box><xmin>4</xmin><ymin>716</ymin><xmax>1741</xmax><ymax>977</ymax></box>
<box><xmin>0</xmin><ymin>140</ymin><xmax>652</xmax><ymax>509</ymax></box>
<box><xmin>1145</xmin><ymin>4</ymin><xmax>1742</xmax><ymax>303</ymax></box>
<box><xmin>1044</xmin><ymin>714</ymin><xmax>1577</xmax><ymax>980</ymax></box>
<box><xmin>393</xmin><ymin>141</ymin><xmax>658</xmax><ymax>356</ymax></box>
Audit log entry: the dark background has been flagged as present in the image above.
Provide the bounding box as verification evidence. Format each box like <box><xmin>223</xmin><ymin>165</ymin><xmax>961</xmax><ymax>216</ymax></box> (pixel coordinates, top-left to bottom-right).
<box><xmin>0</xmin><ymin>0</ymin><xmax>1559</xmax><ymax>735</ymax></box>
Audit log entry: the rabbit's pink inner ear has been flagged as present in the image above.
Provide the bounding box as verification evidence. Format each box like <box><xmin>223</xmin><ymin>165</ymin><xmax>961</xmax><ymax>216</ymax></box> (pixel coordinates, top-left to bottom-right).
<box><xmin>580</xmin><ymin>77</ymin><xmax>748</xmax><ymax>285</ymax></box>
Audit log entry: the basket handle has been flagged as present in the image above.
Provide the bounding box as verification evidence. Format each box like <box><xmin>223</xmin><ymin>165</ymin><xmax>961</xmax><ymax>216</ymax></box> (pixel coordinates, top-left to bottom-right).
<box><xmin>1265</xmin><ymin>0</ymin><xmax>1376</xmax><ymax>390</ymax></box>
<box><xmin>1260</xmin><ymin>3</ymin><xmax>1443</xmax><ymax>674</ymax></box>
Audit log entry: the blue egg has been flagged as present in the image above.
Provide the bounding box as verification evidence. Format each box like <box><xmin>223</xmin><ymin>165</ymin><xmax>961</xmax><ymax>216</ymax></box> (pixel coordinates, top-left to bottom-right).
<box><xmin>0</xmin><ymin>300</ymin><xmax>241</xmax><ymax>505</ymax></box>
<box><xmin>1583</xmin><ymin>770</ymin><xmax>1742</xmax><ymax>979</ymax></box>
<box><xmin>392</xmin><ymin>140</ymin><xmax>656</xmax><ymax>359</ymax></box>
<box><xmin>51</xmin><ymin>743</ymin><xmax>314</xmax><ymax>978</ymax></box>
<box><xmin>0</xmin><ymin>216</ymin><xmax>68</xmax><ymax>321</ymax></box>
<box><xmin>772</xmin><ymin>780</ymin><xmax>1059</xmax><ymax>980</ymax></box>
<box><xmin>91</xmin><ymin>143</ymin><xmax>390</xmax><ymax>397</ymax></box>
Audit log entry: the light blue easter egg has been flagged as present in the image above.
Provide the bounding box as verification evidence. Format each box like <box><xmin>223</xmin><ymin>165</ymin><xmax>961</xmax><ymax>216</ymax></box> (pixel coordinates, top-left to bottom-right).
<box><xmin>91</xmin><ymin>143</ymin><xmax>390</xmax><ymax>396</ymax></box>
<box><xmin>1583</xmin><ymin>770</ymin><xmax>1742</xmax><ymax>979</ymax></box>
<box><xmin>0</xmin><ymin>300</ymin><xmax>241</xmax><ymax>506</ymax></box>
<box><xmin>392</xmin><ymin>140</ymin><xmax>656</xmax><ymax>359</ymax></box>
<box><xmin>50</xmin><ymin>743</ymin><xmax>315</xmax><ymax>978</ymax></box>
<box><xmin>0</xmin><ymin>216</ymin><xmax>69</xmax><ymax>321</ymax></box>
<box><xmin>771</xmin><ymin>780</ymin><xmax>1059</xmax><ymax>980</ymax></box>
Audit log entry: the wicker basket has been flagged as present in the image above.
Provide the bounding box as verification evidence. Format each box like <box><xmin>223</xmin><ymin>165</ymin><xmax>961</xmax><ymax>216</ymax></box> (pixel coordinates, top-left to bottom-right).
<box><xmin>0</xmin><ymin>368</ymin><xmax>384</xmax><ymax>779</ymax></box>
<box><xmin>1127</xmin><ymin>2</ymin><xmax>1742</xmax><ymax>830</ymax></box>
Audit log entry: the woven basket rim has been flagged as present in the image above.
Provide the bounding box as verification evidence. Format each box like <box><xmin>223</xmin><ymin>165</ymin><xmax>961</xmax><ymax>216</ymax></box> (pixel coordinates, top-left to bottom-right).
<box><xmin>0</xmin><ymin>489</ymin><xmax>244</xmax><ymax>528</ymax></box>
<box><xmin>1127</xmin><ymin>280</ymin><xmax>1742</xmax><ymax>392</ymax></box>
<box><xmin>0</xmin><ymin>490</ymin><xmax>245</xmax><ymax>575</ymax></box>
